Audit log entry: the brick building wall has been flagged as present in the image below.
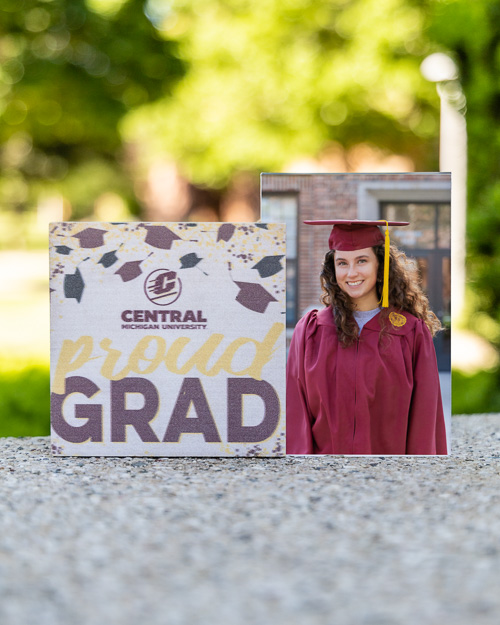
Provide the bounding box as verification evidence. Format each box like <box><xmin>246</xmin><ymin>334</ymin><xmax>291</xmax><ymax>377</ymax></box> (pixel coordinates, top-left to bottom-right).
<box><xmin>261</xmin><ymin>173</ymin><xmax>450</xmax><ymax>317</ymax></box>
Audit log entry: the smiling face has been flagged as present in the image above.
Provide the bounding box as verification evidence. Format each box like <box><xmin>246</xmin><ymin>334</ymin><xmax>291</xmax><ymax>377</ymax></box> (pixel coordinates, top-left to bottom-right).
<box><xmin>334</xmin><ymin>247</ymin><xmax>380</xmax><ymax>311</ymax></box>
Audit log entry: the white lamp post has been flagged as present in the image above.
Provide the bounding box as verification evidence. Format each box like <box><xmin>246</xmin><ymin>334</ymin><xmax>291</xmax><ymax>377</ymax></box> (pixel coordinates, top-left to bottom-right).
<box><xmin>421</xmin><ymin>52</ymin><xmax>467</xmax><ymax>324</ymax></box>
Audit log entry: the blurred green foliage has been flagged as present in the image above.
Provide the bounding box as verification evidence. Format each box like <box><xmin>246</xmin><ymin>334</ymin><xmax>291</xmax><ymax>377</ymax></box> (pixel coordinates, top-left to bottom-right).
<box><xmin>0</xmin><ymin>362</ymin><xmax>50</xmax><ymax>436</ymax></box>
<box><xmin>0</xmin><ymin>0</ymin><xmax>443</xmax><ymax>214</ymax></box>
<box><xmin>123</xmin><ymin>0</ymin><xmax>441</xmax><ymax>186</ymax></box>
<box><xmin>452</xmin><ymin>370</ymin><xmax>500</xmax><ymax>415</ymax></box>
<box><xmin>0</xmin><ymin>0</ymin><xmax>184</xmax><ymax>222</ymax></box>
<box><xmin>2</xmin><ymin>0</ymin><xmax>500</xmax><ymax>433</ymax></box>
<box><xmin>430</xmin><ymin>0</ymin><xmax>500</xmax><ymax>394</ymax></box>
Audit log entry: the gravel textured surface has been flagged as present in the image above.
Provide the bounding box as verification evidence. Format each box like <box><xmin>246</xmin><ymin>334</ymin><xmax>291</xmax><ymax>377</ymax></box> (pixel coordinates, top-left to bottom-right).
<box><xmin>1</xmin><ymin>415</ymin><xmax>500</xmax><ymax>625</ymax></box>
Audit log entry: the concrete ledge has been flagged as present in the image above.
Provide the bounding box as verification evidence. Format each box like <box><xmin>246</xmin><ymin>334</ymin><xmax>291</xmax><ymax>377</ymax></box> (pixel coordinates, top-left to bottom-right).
<box><xmin>1</xmin><ymin>415</ymin><xmax>500</xmax><ymax>625</ymax></box>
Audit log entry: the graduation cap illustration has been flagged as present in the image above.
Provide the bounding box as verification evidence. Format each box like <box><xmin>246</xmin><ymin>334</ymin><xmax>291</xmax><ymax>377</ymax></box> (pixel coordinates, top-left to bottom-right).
<box><xmin>142</xmin><ymin>225</ymin><xmax>182</xmax><ymax>249</ymax></box>
<box><xmin>304</xmin><ymin>219</ymin><xmax>409</xmax><ymax>308</ymax></box>
<box><xmin>252</xmin><ymin>255</ymin><xmax>284</xmax><ymax>278</ymax></box>
<box><xmin>179</xmin><ymin>253</ymin><xmax>208</xmax><ymax>276</ymax></box>
<box><xmin>228</xmin><ymin>262</ymin><xmax>277</xmax><ymax>313</ymax></box>
<box><xmin>63</xmin><ymin>257</ymin><xmax>90</xmax><ymax>302</ymax></box>
<box><xmin>64</xmin><ymin>268</ymin><xmax>85</xmax><ymax>302</ymax></box>
<box><xmin>72</xmin><ymin>227</ymin><xmax>108</xmax><ymax>248</ymax></box>
<box><xmin>115</xmin><ymin>252</ymin><xmax>153</xmax><ymax>282</ymax></box>
<box><xmin>216</xmin><ymin>223</ymin><xmax>235</xmax><ymax>243</ymax></box>
<box><xmin>98</xmin><ymin>244</ymin><xmax>123</xmax><ymax>268</ymax></box>
<box><xmin>55</xmin><ymin>245</ymin><xmax>73</xmax><ymax>255</ymax></box>
<box><xmin>233</xmin><ymin>281</ymin><xmax>278</xmax><ymax>313</ymax></box>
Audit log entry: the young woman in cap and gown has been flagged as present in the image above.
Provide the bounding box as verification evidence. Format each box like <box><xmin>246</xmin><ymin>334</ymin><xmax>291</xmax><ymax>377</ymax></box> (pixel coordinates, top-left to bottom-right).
<box><xmin>286</xmin><ymin>220</ymin><xmax>448</xmax><ymax>455</ymax></box>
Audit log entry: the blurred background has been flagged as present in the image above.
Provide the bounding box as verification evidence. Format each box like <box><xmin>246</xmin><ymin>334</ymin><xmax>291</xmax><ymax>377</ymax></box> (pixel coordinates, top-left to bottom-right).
<box><xmin>1</xmin><ymin>0</ymin><xmax>499</xmax><ymax>436</ymax></box>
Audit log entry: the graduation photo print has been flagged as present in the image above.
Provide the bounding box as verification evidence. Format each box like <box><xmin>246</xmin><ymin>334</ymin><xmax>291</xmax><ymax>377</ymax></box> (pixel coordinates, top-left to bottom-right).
<box><xmin>261</xmin><ymin>172</ymin><xmax>451</xmax><ymax>456</ymax></box>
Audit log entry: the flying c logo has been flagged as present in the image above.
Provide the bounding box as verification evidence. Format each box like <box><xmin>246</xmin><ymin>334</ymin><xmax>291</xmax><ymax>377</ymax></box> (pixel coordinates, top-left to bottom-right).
<box><xmin>144</xmin><ymin>269</ymin><xmax>182</xmax><ymax>306</ymax></box>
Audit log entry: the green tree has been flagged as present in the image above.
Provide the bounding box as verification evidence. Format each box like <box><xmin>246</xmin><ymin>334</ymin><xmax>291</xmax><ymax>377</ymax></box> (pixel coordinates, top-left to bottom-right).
<box><xmin>429</xmin><ymin>0</ymin><xmax>500</xmax><ymax>411</ymax></box>
<box><xmin>122</xmin><ymin>0</ymin><xmax>442</xmax><ymax>187</ymax></box>
<box><xmin>0</xmin><ymin>0</ymin><xmax>184</xmax><ymax>219</ymax></box>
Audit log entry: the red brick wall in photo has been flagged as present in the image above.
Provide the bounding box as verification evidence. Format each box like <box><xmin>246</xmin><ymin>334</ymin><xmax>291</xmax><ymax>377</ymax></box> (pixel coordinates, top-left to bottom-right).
<box><xmin>261</xmin><ymin>173</ymin><xmax>447</xmax><ymax>316</ymax></box>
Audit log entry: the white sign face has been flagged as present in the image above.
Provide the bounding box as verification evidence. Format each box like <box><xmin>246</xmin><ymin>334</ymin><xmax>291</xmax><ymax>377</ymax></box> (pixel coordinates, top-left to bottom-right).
<box><xmin>49</xmin><ymin>222</ymin><xmax>286</xmax><ymax>456</ymax></box>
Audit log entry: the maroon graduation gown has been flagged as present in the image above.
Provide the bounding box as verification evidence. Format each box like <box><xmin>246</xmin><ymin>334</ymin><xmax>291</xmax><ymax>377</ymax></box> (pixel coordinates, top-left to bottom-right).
<box><xmin>286</xmin><ymin>307</ymin><xmax>447</xmax><ymax>455</ymax></box>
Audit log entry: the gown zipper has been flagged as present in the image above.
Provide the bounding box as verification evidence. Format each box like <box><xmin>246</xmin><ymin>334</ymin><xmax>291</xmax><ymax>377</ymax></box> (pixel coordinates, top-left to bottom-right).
<box><xmin>353</xmin><ymin>335</ymin><xmax>359</xmax><ymax>452</ymax></box>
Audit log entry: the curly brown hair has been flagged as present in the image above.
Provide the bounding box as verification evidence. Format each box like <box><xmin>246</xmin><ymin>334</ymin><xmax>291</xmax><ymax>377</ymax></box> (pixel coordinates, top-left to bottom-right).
<box><xmin>320</xmin><ymin>244</ymin><xmax>443</xmax><ymax>347</ymax></box>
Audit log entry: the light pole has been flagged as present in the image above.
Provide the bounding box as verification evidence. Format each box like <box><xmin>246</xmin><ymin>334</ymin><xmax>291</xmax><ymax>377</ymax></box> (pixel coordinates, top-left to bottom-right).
<box><xmin>421</xmin><ymin>52</ymin><xmax>467</xmax><ymax>324</ymax></box>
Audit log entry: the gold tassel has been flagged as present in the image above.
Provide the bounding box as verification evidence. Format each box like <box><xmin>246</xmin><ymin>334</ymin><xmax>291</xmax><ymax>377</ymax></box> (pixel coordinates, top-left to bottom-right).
<box><xmin>382</xmin><ymin>220</ymin><xmax>390</xmax><ymax>307</ymax></box>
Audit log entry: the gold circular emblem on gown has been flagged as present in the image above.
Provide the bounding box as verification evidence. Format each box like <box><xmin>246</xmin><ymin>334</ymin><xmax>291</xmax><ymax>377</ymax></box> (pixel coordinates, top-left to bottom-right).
<box><xmin>389</xmin><ymin>312</ymin><xmax>406</xmax><ymax>327</ymax></box>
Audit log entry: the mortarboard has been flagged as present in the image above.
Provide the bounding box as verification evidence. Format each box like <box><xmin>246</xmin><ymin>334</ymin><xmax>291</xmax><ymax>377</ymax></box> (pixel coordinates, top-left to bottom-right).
<box><xmin>252</xmin><ymin>255</ymin><xmax>284</xmax><ymax>278</ymax></box>
<box><xmin>142</xmin><ymin>225</ymin><xmax>181</xmax><ymax>249</ymax></box>
<box><xmin>304</xmin><ymin>219</ymin><xmax>409</xmax><ymax>308</ymax></box>
<box><xmin>55</xmin><ymin>245</ymin><xmax>73</xmax><ymax>255</ymax></box>
<box><xmin>64</xmin><ymin>267</ymin><xmax>85</xmax><ymax>302</ymax></box>
<box><xmin>217</xmin><ymin>223</ymin><xmax>236</xmax><ymax>242</ymax></box>
<box><xmin>115</xmin><ymin>260</ymin><xmax>144</xmax><ymax>282</ymax></box>
<box><xmin>180</xmin><ymin>252</ymin><xmax>208</xmax><ymax>275</ymax></box>
<box><xmin>72</xmin><ymin>227</ymin><xmax>107</xmax><ymax>248</ymax></box>
<box><xmin>98</xmin><ymin>249</ymin><xmax>120</xmax><ymax>268</ymax></box>
<box><xmin>234</xmin><ymin>281</ymin><xmax>278</xmax><ymax>313</ymax></box>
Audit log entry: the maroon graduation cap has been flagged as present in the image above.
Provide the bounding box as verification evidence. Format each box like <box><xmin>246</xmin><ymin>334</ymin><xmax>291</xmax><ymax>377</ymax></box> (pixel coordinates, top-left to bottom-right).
<box><xmin>115</xmin><ymin>252</ymin><xmax>153</xmax><ymax>282</ymax></box>
<box><xmin>72</xmin><ymin>227</ymin><xmax>107</xmax><ymax>248</ymax></box>
<box><xmin>304</xmin><ymin>219</ymin><xmax>409</xmax><ymax>251</ymax></box>
<box><xmin>217</xmin><ymin>223</ymin><xmax>236</xmax><ymax>242</ymax></box>
<box><xmin>227</xmin><ymin>261</ymin><xmax>277</xmax><ymax>313</ymax></box>
<box><xmin>304</xmin><ymin>219</ymin><xmax>409</xmax><ymax>307</ymax></box>
<box><xmin>142</xmin><ymin>225</ymin><xmax>181</xmax><ymax>250</ymax></box>
<box><xmin>234</xmin><ymin>282</ymin><xmax>278</xmax><ymax>313</ymax></box>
